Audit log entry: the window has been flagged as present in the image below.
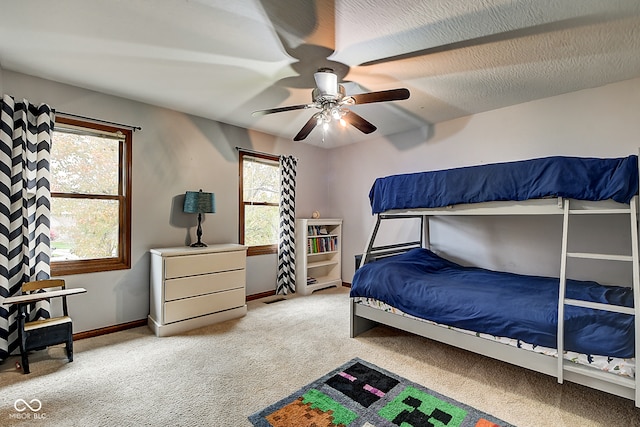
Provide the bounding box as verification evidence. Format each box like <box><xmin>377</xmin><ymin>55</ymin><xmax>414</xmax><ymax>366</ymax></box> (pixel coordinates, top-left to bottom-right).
<box><xmin>239</xmin><ymin>151</ymin><xmax>280</xmax><ymax>256</ymax></box>
<box><xmin>50</xmin><ymin>117</ymin><xmax>132</xmax><ymax>276</ymax></box>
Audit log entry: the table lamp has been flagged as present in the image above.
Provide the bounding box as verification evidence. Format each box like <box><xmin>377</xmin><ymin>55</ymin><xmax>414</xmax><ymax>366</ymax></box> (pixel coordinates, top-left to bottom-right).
<box><xmin>183</xmin><ymin>189</ymin><xmax>216</xmax><ymax>247</ymax></box>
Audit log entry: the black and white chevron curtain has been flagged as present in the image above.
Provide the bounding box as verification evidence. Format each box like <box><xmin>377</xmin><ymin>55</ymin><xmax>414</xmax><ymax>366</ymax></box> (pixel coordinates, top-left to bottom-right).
<box><xmin>276</xmin><ymin>155</ymin><xmax>297</xmax><ymax>295</ymax></box>
<box><xmin>0</xmin><ymin>94</ymin><xmax>54</xmax><ymax>360</ymax></box>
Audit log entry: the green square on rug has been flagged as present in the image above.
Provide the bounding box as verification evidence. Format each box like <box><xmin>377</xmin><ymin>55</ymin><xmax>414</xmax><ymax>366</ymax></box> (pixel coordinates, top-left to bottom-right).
<box><xmin>249</xmin><ymin>358</ymin><xmax>514</xmax><ymax>427</ymax></box>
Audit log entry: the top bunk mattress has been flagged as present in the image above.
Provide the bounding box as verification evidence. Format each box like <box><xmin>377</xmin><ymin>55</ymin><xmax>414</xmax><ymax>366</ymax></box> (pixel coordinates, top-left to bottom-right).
<box><xmin>369</xmin><ymin>155</ymin><xmax>639</xmax><ymax>214</ymax></box>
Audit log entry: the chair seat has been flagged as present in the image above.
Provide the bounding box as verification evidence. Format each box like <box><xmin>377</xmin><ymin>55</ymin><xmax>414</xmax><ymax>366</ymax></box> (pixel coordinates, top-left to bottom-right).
<box><xmin>25</xmin><ymin>316</ymin><xmax>72</xmax><ymax>332</ymax></box>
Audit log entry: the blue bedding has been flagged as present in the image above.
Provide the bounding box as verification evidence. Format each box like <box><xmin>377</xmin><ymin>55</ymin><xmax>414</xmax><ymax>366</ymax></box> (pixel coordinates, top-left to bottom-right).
<box><xmin>369</xmin><ymin>155</ymin><xmax>639</xmax><ymax>214</ymax></box>
<box><xmin>350</xmin><ymin>248</ymin><xmax>635</xmax><ymax>358</ymax></box>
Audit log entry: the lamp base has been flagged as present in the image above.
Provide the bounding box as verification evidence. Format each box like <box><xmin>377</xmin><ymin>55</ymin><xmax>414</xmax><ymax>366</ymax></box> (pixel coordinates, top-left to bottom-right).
<box><xmin>190</xmin><ymin>212</ymin><xmax>208</xmax><ymax>247</ymax></box>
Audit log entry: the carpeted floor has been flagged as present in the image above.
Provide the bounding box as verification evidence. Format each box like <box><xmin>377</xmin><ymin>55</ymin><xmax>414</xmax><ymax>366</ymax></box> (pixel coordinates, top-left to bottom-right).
<box><xmin>1</xmin><ymin>286</ymin><xmax>639</xmax><ymax>426</ymax></box>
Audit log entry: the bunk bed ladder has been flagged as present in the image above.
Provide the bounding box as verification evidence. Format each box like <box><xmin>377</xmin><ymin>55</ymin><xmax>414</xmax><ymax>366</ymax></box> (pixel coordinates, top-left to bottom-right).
<box><xmin>557</xmin><ymin>196</ymin><xmax>639</xmax><ymax>402</ymax></box>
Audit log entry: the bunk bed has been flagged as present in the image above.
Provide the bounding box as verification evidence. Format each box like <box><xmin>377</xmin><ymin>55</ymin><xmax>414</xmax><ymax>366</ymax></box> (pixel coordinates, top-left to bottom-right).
<box><xmin>350</xmin><ymin>155</ymin><xmax>640</xmax><ymax>406</ymax></box>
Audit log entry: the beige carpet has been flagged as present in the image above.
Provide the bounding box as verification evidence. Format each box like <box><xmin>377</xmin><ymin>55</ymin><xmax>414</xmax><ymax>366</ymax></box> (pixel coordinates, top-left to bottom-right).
<box><xmin>1</xmin><ymin>286</ymin><xmax>639</xmax><ymax>426</ymax></box>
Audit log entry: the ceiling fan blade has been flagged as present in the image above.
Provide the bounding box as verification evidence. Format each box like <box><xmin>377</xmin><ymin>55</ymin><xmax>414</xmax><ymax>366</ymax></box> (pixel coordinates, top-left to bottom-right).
<box><xmin>293</xmin><ymin>114</ymin><xmax>320</xmax><ymax>141</ymax></box>
<box><xmin>342</xmin><ymin>111</ymin><xmax>377</xmax><ymax>134</ymax></box>
<box><xmin>252</xmin><ymin>104</ymin><xmax>312</xmax><ymax>117</ymax></box>
<box><xmin>349</xmin><ymin>88</ymin><xmax>410</xmax><ymax>105</ymax></box>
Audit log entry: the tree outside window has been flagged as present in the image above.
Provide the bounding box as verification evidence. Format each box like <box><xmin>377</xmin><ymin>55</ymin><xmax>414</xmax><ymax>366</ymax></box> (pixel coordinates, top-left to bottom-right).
<box><xmin>239</xmin><ymin>151</ymin><xmax>280</xmax><ymax>255</ymax></box>
<box><xmin>50</xmin><ymin>117</ymin><xmax>131</xmax><ymax>275</ymax></box>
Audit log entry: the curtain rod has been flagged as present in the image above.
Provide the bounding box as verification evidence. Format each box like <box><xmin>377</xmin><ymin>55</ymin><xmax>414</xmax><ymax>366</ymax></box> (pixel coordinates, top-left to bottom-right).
<box><xmin>54</xmin><ymin>110</ymin><xmax>142</xmax><ymax>131</ymax></box>
<box><xmin>235</xmin><ymin>147</ymin><xmax>281</xmax><ymax>158</ymax></box>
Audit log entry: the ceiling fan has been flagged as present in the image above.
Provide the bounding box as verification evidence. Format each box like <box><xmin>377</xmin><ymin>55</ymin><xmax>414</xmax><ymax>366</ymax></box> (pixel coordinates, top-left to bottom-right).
<box><xmin>252</xmin><ymin>68</ymin><xmax>410</xmax><ymax>141</ymax></box>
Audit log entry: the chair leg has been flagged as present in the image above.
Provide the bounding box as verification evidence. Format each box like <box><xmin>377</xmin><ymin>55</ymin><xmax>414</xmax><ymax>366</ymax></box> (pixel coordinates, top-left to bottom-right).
<box><xmin>66</xmin><ymin>339</ymin><xmax>73</xmax><ymax>362</ymax></box>
<box><xmin>21</xmin><ymin>349</ymin><xmax>30</xmax><ymax>374</ymax></box>
<box><xmin>17</xmin><ymin>308</ymin><xmax>30</xmax><ymax>374</ymax></box>
<box><xmin>66</xmin><ymin>327</ymin><xmax>73</xmax><ymax>362</ymax></box>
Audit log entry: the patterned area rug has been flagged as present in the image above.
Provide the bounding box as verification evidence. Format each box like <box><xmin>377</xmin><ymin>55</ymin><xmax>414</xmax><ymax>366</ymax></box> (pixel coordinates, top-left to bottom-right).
<box><xmin>249</xmin><ymin>358</ymin><xmax>514</xmax><ymax>427</ymax></box>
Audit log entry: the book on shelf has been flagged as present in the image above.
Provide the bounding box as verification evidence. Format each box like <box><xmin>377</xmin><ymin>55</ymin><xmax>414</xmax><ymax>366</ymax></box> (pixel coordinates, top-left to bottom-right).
<box><xmin>307</xmin><ymin>236</ymin><xmax>339</xmax><ymax>254</ymax></box>
<box><xmin>307</xmin><ymin>225</ymin><xmax>330</xmax><ymax>236</ymax></box>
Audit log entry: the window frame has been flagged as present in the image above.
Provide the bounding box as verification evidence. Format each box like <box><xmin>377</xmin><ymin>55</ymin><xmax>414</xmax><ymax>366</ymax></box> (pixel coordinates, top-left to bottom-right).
<box><xmin>50</xmin><ymin>116</ymin><xmax>132</xmax><ymax>276</ymax></box>
<box><xmin>238</xmin><ymin>151</ymin><xmax>280</xmax><ymax>256</ymax></box>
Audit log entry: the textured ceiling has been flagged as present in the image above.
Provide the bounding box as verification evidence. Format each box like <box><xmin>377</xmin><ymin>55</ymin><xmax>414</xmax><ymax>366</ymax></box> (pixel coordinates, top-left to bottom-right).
<box><xmin>1</xmin><ymin>0</ymin><xmax>639</xmax><ymax>148</ymax></box>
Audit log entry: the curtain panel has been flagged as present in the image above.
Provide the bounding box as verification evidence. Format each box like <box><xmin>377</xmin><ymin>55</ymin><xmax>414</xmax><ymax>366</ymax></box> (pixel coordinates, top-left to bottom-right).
<box><xmin>276</xmin><ymin>156</ymin><xmax>297</xmax><ymax>295</ymax></box>
<box><xmin>0</xmin><ymin>94</ymin><xmax>54</xmax><ymax>360</ymax></box>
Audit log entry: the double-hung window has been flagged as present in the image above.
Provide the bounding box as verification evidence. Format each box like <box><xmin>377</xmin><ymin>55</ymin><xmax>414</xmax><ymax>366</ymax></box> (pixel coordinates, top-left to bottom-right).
<box><xmin>50</xmin><ymin>117</ymin><xmax>132</xmax><ymax>276</ymax></box>
<box><xmin>239</xmin><ymin>151</ymin><xmax>280</xmax><ymax>256</ymax></box>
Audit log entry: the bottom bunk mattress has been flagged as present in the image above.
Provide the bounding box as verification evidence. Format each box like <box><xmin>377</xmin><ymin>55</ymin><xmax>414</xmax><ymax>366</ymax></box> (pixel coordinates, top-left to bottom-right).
<box><xmin>350</xmin><ymin>248</ymin><xmax>635</xmax><ymax>359</ymax></box>
<box><xmin>352</xmin><ymin>297</ymin><xmax>635</xmax><ymax>377</ymax></box>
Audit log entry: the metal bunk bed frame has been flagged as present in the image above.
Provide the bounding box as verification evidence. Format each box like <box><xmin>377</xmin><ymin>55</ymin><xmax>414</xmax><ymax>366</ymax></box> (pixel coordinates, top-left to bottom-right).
<box><xmin>350</xmin><ymin>196</ymin><xmax>640</xmax><ymax>406</ymax></box>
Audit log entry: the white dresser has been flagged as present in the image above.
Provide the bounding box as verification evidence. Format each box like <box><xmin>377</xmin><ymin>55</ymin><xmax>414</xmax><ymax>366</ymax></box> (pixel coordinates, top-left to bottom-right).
<box><xmin>148</xmin><ymin>244</ymin><xmax>247</xmax><ymax>337</ymax></box>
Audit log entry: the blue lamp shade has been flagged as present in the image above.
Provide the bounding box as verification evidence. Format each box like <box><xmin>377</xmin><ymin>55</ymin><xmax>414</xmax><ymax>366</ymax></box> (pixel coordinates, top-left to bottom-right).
<box><xmin>183</xmin><ymin>190</ymin><xmax>215</xmax><ymax>214</ymax></box>
<box><xmin>183</xmin><ymin>189</ymin><xmax>215</xmax><ymax>247</ymax></box>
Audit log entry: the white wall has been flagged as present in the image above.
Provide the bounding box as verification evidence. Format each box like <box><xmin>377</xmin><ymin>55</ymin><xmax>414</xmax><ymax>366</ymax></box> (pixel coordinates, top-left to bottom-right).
<box><xmin>2</xmin><ymin>70</ymin><xmax>329</xmax><ymax>332</ymax></box>
<box><xmin>330</xmin><ymin>77</ymin><xmax>640</xmax><ymax>285</ymax></box>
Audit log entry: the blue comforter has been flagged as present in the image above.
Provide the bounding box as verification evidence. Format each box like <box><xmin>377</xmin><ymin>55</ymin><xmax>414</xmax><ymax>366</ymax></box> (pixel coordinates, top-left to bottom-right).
<box><xmin>350</xmin><ymin>248</ymin><xmax>635</xmax><ymax>358</ymax></box>
<box><xmin>369</xmin><ymin>155</ymin><xmax>638</xmax><ymax>214</ymax></box>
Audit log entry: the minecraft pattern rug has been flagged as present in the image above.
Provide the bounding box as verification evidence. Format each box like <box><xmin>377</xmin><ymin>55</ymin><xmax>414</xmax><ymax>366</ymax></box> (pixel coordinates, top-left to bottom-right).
<box><xmin>249</xmin><ymin>358</ymin><xmax>514</xmax><ymax>427</ymax></box>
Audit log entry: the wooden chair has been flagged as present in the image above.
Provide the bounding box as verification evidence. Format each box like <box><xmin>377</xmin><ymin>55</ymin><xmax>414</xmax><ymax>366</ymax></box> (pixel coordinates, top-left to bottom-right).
<box><xmin>12</xmin><ymin>279</ymin><xmax>77</xmax><ymax>374</ymax></box>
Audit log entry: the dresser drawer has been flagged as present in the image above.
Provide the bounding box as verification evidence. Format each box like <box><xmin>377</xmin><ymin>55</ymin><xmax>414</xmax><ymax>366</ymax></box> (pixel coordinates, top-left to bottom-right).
<box><xmin>164</xmin><ymin>287</ymin><xmax>245</xmax><ymax>324</ymax></box>
<box><xmin>164</xmin><ymin>250</ymin><xmax>245</xmax><ymax>279</ymax></box>
<box><xmin>164</xmin><ymin>269</ymin><xmax>245</xmax><ymax>301</ymax></box>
